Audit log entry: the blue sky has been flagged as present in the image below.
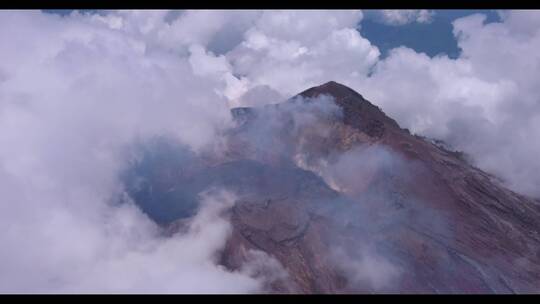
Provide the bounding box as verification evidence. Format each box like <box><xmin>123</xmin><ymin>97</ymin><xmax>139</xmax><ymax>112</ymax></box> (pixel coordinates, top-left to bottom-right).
<box><xmin>360</xmin><ymin>10</ymin><xmax>501</xmax><ymax>58</ymax></box>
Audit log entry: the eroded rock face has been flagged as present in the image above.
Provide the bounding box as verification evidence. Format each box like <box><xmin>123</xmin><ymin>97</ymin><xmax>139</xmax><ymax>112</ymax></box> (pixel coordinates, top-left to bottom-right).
<box><xmin>126</xmin><ymin>81</ymin><xmax>540</xmax><ymax>293</ymax></box>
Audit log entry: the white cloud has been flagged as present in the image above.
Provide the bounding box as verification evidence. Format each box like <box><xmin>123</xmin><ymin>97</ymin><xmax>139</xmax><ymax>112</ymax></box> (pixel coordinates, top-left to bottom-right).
<box><xmin>0</xmin><ymin>10</ymin><xmax>281</xmax><ymax>293</ymax></box>
<box><xmin>236</xmin><ymin>85</ymin><xmax>285</xmax><ymax>107</ymax></box>
<box><xmin>359</xmin><ymin>11</ymin><xmax>540</xmax><ymax>196</ymax></box>
<box><xmin>376</xmin><ymin>10</ymin><xmax>435</xmax><ymax>26</ymax></box>
<box><xmin>3</xmin><ymin>9</ymin><xmax>540</xmax><ymax>293</ymax></box>
<box><xmin>226</xmin><ymin>10</ymin><xmax>379</xmax><ymax>96</ymax></box>
<box><xmin>0</xmin><ymin>186</ymin><xmax>268</xmax><ymax>293</ymax></box>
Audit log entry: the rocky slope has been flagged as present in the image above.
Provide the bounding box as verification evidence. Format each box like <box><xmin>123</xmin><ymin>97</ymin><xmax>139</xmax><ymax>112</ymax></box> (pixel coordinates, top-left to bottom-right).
<box><xmin>125</xmin><ymin>81</ymin><xmax>540</xmax><ymax>293</ymax></box>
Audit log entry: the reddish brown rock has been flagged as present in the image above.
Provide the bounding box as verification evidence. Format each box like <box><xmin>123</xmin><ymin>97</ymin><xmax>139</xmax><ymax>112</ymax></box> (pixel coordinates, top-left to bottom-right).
<box><xmin>147</xmin><ymin>81</ymin><xmax>540</xmax><ymax>293</ymax></box>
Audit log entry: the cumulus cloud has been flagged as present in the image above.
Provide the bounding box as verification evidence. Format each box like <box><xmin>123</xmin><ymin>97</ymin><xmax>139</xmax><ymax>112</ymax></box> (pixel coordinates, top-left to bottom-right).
<box><xmin>358</xmin><ymin>11</ymin><xmax>540</xmax><ymax>197</ymax></box>
<box><xmin>0</xmin><ymin>10</ymin><xmax>279</xmax><ymax>293</ymax></box>
<box><xmin>0</xmin><ymin>165</ymin><xmax>265</xmax><ymax>292</ymax></box>
<box><xmin>2</xmin><ymin>8</ymin><xmax>540</xmax><ymax>293</ymax></box>
<box><xmin>225</xmin><ymin>10</ymin><xmax>380</xmax><ymax>97</ymax></box>
<box><xmin>1</xmin><ymin>189</ymin><xmax>266</xmax><ymax>293</ymax></box>
<box><xmin>236</xmin><ymin>85</ymin><xmax>285</xmax><ymax>107</ymax></box>
<box><xmin>373</xmin><ymin>10</ymin><xmax>435</xmax><ymax>26</ymax></box>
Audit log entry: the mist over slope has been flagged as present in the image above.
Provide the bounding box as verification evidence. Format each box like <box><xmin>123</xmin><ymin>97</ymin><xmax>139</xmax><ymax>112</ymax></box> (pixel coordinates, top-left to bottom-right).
<box><xmin>125</xmin><ymin>81</ymin><xmax>540</xmax><ymax>293</ymax></box>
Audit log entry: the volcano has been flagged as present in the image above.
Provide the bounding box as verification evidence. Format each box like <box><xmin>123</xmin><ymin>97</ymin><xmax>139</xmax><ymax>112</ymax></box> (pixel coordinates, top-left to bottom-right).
<box><xmin>125</xmin><ymin>81</ymin><xmax>540</xmax><ymax>293</ymax></box>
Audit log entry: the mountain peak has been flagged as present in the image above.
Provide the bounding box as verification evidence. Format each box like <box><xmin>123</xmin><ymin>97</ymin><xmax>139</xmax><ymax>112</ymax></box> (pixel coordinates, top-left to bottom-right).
<box><xmin>294</xmin><ymin>81</ymin><xmax>400</xmax><ymax>138</ymax></box>
<box><xmin>299</xmin><ymin>81</ymin><xmax>365</xmax><ymax>101</ymax></box>
<box><xmin>232</xmin><ymin>81</ymin><xmax>401</xmax><ymax>139</ymax></box>
<box><xmin>131</xmin><ymin>81</ymin><xmax>540</xmax><ymax>293</ymax></box>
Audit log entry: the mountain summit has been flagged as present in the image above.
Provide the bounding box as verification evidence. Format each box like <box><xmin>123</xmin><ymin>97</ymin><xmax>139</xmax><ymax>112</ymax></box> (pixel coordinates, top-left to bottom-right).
<box><xmin>127</xmin><ymin>81</ymin><xmax>540</xmax><ymax>293</ymax></box>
